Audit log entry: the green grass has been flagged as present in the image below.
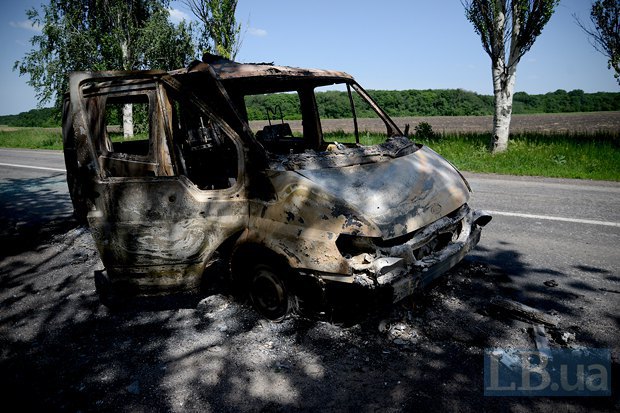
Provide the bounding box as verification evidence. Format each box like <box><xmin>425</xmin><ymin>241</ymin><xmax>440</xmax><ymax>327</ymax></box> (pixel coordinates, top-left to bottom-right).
<box><xmin>323</xmin><ymin>130</ymin><xmax>388</xmax><ymax>146</ymax></box>
<box><xmin>107</xmin><ymin>132</ymin><xmax>149</xmax><ymax>142</ymax></box>
<box><xmin>2</xmin><ymin>127</ymin><xmax>618</xmax><ymax>181</ymax></box>
<box><xmin>0</xmin><ymin>127</ymin><xmax>149</xmax><ymax>150</ymax></box>
<box><xmin>419</xmin><ymin>132</ymin><xmax>620</xmax><ymax>181</ymax></box>
<box><xmin>0</xmin><ymin>127</ymin><xmax>63</xmax><ymax>150</ymax></box>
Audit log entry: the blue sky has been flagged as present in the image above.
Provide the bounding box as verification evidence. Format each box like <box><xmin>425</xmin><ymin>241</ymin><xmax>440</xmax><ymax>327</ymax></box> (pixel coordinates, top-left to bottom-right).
<box><xmin>0</xmin><ymin>0</ymin><xmax>617</xmax><ymax>116</ymax></box>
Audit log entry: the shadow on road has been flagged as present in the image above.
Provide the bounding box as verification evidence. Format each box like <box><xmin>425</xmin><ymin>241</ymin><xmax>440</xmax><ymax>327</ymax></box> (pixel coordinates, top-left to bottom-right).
<box><xmin>0</xmin><ymin>173</ymin><xmax>617</xmax><ymax>410</ymax></box>
<box><xmin>0</xmin><ymin>225</ymin><xmax>617</xmax><ymax>411</ymax></box>
<box><xmin>0</xmin><ymin>173</ymin><xmax>74</xmax><ymax>258</ymax></box>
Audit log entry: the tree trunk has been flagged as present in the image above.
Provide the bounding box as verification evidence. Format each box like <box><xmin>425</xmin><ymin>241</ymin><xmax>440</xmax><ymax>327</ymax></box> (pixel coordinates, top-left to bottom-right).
<box><xmin>490</xmin><ymin>63</ymin><xmax>516</xmax><ymax>153</ymax></box>
<box><xmin>122</xmin><ymin>103</ymin><xmax>134</xmax><ymax>139</ymax></box>
<box><xmin>120</xmin><ymin>39</ymin><xmax>134</xmax><ymax>139</ymax></box>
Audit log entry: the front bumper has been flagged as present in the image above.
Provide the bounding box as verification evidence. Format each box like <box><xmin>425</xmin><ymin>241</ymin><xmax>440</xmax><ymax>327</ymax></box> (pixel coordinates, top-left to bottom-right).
<box><xmin>348</xmin><ymin>204</ymin><xmax>490</xmax><ymax>303</ymax></box>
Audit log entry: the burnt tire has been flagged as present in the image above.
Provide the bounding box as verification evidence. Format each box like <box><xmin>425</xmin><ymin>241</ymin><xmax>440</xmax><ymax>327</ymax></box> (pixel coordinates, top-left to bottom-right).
<box><xmin>248</xmin><ymin>263</ymin><xmax>295</xmax><ymax>321</ymax></box>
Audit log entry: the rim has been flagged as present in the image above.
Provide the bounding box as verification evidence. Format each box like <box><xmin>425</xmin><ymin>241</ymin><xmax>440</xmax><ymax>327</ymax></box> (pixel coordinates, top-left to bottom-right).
<box><xmin>250</xmin><ymin>265</ymin><xmax>288</xmax><ymax>320</ymax></box>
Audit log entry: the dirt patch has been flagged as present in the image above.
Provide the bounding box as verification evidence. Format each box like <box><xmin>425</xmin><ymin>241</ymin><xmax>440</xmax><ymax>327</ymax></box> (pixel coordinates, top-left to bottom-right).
<box><xmin>0</xmin><ymin>221</ymin><xmax>617</xmax><ymax>412</ymax></box>
<box><xmin>251</xmin><ymin>111</ymin><xmax>620</xmax><ymax>135</ymax></box>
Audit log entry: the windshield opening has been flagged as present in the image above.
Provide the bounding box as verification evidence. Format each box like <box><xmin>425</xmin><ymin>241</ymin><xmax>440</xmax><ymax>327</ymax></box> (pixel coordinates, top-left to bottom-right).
<box><xmin>240</xmin><ymin>81</ymin><xmax>403</xmax><ymax>156</ymax></box>
<box><xmin>314</xmin><ymin>82</ymin><xmax>394</xmax><ymax>147</ymax></box>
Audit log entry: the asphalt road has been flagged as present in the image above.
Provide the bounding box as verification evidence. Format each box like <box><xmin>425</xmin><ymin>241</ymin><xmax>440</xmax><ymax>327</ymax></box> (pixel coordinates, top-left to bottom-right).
<box><xmin>1</xmin><ymin>148</ymin><xmax>618</xmax><ymax>411</ymax></box>
<box><xmin>0</xmin><ymin>149</ymin><xmax>72</xmax><ymax>237</ymax></box>
<box><xmin>463</xmin><ymin>171</ymin><xmax>620</xmax><ymax>287</ymax></box>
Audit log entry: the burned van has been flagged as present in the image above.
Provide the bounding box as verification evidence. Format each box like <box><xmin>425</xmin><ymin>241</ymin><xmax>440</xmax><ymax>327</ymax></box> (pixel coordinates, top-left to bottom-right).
<box><xmin>62</xmin><ymin>55</ymin><xmax>491</xmax><ymax>319</ymax></box>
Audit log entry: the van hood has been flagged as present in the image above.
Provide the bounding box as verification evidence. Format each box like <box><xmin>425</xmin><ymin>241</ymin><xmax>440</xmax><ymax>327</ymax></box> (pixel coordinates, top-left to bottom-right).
<box><xmin>295</xmin><ymin>145</ymin><xmax>470</xmax><ymax>239</ymax></box>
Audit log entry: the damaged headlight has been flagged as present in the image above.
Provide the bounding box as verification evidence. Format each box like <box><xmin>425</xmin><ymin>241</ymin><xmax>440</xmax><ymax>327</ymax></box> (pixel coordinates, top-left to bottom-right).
<box><xmin>335</xmin><ymin>234</ymin><xmax>379</xmax><ymax>258</ymax></box>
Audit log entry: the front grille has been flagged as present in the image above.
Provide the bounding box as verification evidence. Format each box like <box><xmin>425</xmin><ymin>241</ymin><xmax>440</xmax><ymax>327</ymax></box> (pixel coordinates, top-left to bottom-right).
<box><xmin>374</xmin><ymin>205</ymin><xmax>466</xmax><ymax>249</ymax></box>
<box><xmin>337</xmin><ymin>204</ymin><xmax>469</xmax><ymax>261</ymax></box>
<box><xmin>405</xmin><ymin>220</ymin><xmax>462</xmax><ymax>261</ymax></box>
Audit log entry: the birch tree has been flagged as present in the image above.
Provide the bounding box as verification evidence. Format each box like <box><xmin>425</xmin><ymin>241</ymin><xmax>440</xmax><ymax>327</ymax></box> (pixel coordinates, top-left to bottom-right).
<box><xmin>463</xmin><ymin>0</ymin><xmax>559</xmax><ymax>152</ymax></box>
<box><xmin>14</xmin><ymin>0</ymin><xmax>195</xmax><ymax>136</ymax></box>
<box><xmin>183</xmin><ymin>0</ymin><xmax>242</xmax><ymax>59</ymax></box>
<box><xmin>577</xmin><ymin>0</ymin><xmax>620</xmax><ymax>85</ymax></box>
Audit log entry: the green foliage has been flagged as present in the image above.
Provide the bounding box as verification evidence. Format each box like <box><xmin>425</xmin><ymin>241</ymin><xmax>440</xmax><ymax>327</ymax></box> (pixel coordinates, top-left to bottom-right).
<box><xmin>579</xmin><ymin>0</ymin><xmax>620</xmax><ymax>85</ymax></box>
<box><xmin>361</xmin><ymin>89</ymin><xmax>495</xmax><ymax>117</ymax></box>
<box><xmin>183</xmin><ymin>0</ymin><xmax>242</xmax><ymax>59</ymax></box>
<box><xmin>244</xmin><ymin>89</ymin><xmax>620</xmax><ymax>121</ymax></box>
<box><xmin>245</xmin><ymin>93</ymin><xmax>303</xmax><ymax>120</ymax></box>
<box><xmin>13</xmin><ymin>0</ymin><xmax>197</xmax><ymax>110</ymax></box>
<box><xmin>3</xmin><ymin>89</ymin><xmax>619</xmax><ymax>127</ymax></box>
<box><xmin>139</xmin><ymin>8</ymin><xmax>195</xmax><ymax>70</ymax></box>
<box><xmin>0</xmin><ymin>108</ymin><xmax>59</xmax><ymax>127</ymax></box>
<box><xmin>414</xmin><ymin>122</ymin><xmax>437</xmax><ymax>140</ymax></box>
<box><xmin>464</xmin><ymin>0</ymin><xmax>560</xmax><ymax>64</ymax></box>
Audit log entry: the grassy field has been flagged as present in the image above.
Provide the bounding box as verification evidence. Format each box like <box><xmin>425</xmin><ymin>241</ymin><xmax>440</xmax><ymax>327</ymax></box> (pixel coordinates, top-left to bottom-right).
<box><xmin>418</xmin><ymin>132</ymin><xmax>619</xmax><ymax>181</ymax></box>
<box><xmin>2</xmin><ymin>119</ymin><xmax>619</xmax><ymax>181</ymax></box>
<box><xmin>0</xmin><ymin>127</ymin><xmax>63</xmax><ymax>150</ymax></box>
<box><xmin>0</xmin><ymin>127</ymin><xmax>147</xmax><ymax>150</ymax></box>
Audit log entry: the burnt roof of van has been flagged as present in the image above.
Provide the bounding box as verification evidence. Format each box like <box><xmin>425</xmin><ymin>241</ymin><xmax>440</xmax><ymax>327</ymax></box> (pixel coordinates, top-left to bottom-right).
<box><xmin>173</xmin><ymin>53</ymin><xmax>353</xmax><ymax>83</ymax></box>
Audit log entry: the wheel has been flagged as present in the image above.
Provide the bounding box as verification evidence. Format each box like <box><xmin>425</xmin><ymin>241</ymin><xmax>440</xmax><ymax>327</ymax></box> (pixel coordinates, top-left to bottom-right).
<box><xmin>248</xmin><ymin>263</ymin><xmax>294</xmax><ymax>321</ymax></box>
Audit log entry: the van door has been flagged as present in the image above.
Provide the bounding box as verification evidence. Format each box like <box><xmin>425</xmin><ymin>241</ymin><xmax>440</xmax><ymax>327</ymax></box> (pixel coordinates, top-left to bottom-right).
<box><xmin>65</xmin><ymin>72</ymin><xmax>248</xmax><ymax>292</ymax></box>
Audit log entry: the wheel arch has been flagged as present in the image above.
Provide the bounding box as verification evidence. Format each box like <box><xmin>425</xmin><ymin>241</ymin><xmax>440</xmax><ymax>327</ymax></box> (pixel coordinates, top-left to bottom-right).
<box><xmin>230</xmin><ymin>242</ymin><xmax>291</xmax><ymax>283</ymax></box>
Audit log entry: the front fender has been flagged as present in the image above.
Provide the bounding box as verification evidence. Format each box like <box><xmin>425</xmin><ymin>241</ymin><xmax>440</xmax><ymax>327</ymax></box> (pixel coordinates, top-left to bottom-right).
<box><xmin>245</xmin><ymin>171</ymin><xmax>381</xmax><ymax>274</ymax></box>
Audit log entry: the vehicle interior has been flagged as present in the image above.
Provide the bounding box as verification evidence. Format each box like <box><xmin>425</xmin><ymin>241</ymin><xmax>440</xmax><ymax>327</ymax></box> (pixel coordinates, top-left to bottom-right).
<box><xmin>168</xmin><ymin>91</ymin><xmax>239</xmax><ymax>190</ymax></box>
<box><xmin>223</xmin><ymin>78</ymin><xmax>397</xmax><ymax>155</ymax></box>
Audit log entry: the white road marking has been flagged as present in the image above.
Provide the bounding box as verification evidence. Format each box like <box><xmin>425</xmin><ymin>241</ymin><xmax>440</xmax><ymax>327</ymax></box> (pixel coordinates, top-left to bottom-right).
<box><xmin>0</xmin><ymin>162</ymin><xmax>66</xmax><ymax>173</ymax></box>
<box><xmin>487</xmin><ymin>210</ymin><xmax>620</xmax><ymax>228</ymax></box>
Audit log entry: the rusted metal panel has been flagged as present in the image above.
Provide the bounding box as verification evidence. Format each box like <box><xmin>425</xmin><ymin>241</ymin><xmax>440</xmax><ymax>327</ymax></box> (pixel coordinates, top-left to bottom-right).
<box><xmin>246</xmin><ymin>170</ymin><xmax>382</xmax><ymax>275</ymax></box>
<box><xmin>87</xmin><ymin>177</ymin><xmax>248</xmax><ymax>291</ymax></box>
<box><xmin>177</xmin><ymin>59</ymin><xmax>354</xmax><ymax>83</ymax></box>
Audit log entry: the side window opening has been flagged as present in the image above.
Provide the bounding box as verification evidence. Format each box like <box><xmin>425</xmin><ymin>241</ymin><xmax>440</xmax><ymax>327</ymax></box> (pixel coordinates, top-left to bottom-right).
<box><xmin>105</xmin><ymin>95</ymin><xmax>150</xmax><ymax>156</ymax></box>
<box><xmin>170</xmin><ymin>95</ymin><xmax>238</xmax><ymax>190</ymax></box>
<box><xmin>81</xmin><ymin>78</ymin><xmax>240</xmax><ymax>185</ymax></box>
<box><xmin>83</xmin><ymin>86</ymin><xmax>161</xmax><ymax>178</ymax></box>
<box><xmin>241</xmin><ymin>82</ymin><xmax>396</xmax><ymax>155</ymax></box>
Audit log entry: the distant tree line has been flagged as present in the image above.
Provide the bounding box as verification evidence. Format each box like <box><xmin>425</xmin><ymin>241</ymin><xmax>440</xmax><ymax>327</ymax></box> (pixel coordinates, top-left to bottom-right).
<box><xmin>0</xmin><ymin>107</ymin><xmax>59</xmax><ymax>127</ymax></box>
<box><xmin>1</xmin><ymin>89</ymin><xmax>618</xmax><ymax>127</ymax></box>
<box><xmin>246</xmin><ymin>88</ymin><xmax>620</xmax><ymax>120</ymax></box>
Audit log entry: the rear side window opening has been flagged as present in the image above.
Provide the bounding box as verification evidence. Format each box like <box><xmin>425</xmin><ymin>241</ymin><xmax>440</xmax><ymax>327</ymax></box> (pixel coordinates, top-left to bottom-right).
<box><xmin>80</xmin><ymin>81</ymin><xmax>162</xmax><ymax>178</ymax></box>
<box><xmin>104</xmin><ymin>95</ymin><xmax>151</xmax><ymax>157</ymax></box>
